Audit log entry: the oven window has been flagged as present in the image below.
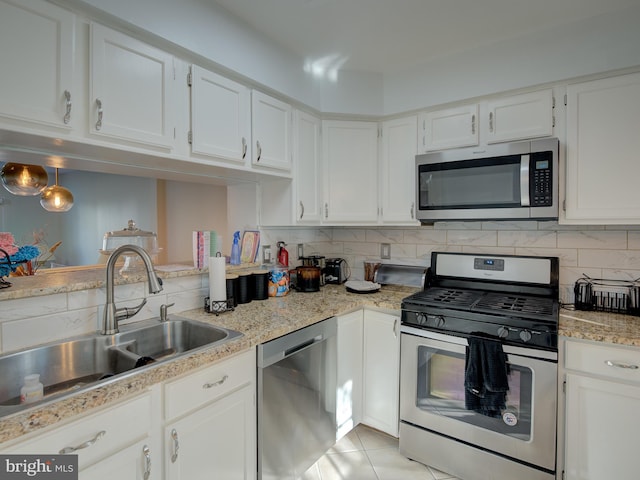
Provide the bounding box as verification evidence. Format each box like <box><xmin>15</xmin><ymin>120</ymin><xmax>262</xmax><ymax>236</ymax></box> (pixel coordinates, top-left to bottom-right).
<box><xmin>417</xmin><ymin>346</ymin><xmax>532</xmax><ymax>440</ymax></box>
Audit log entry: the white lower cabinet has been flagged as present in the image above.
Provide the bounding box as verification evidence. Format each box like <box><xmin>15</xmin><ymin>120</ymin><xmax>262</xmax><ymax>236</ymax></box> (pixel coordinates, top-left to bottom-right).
<box><xmin>362</xmin><ymin>310</ymin><xmax>400</xmax><ymax>437</ymax></box>
<box><xmin>3</xmin><ymin>349</ymin><xmax>256</xmax><ymax>480</ymax></box>
<box><xmin>336</xmin><ymin>310</ymin><xmax>364</xmax><ymax>440</ymax></box>
<box><xmin>4</xmin><ymin>390</ymin><xmax>160</xmax><ymax>479</ymax></box>
<box><xmin>164</xmin><ymin>349</ymin><xmax>256</xmax><ymax>480</ymax></box>
<box><xmin>562</xmin><ymin>338</ymin><xmax>640</xmax><ymax>480</ymax></box>
<box><xmin>336</xmin><ymin>310</ymin><xmax>400</xmax><ymax>439</ymax></box>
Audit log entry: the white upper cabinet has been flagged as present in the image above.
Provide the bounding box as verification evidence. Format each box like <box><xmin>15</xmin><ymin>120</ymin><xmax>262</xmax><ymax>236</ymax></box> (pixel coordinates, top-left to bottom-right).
<box><xmin>380</xmin><ymin>116</ymin><xmax>419</xmax><ymax>224</ymax></box>
<box><xmin>189</xmin><ymin>65</ymin><xmax>250</xmax><ymax>164</ymax></box>
<box><xmin>0</xmin><ymin>0</ymin><xmax>75</xmax><ymax>131</ymax></box>
<box><xmin>419</xmin><ymin>104</ymin><xmax>478</xmax><ymax>152</ymax></box>
<box><xmin>419</xmin><ymin>89</ymin><xmax>554</xmax><ymax>153</ymax></box>
<box><xmin>485</xmin><ymin>89</ymin><xmax>554</xmax><ymax>144</ymax></box>
<box><xmin>251</xmin><ymin>90</ymin><xmax>292</xmax><ymax>171</ymax></box>
<box><xmin>564</xmin><ymin>72</ymin><xmax>640</xmax><ymax>224</ymax></box>
<box><xmin>90</xmin><ymin>23</ymin><xmax>177</xmax><ymax>150</ymax></box>
<box><xmin>294</xmin><ymin>110</ymin><xmax>322</xmax><ymax>224</ymax></box>
<box><xmin>323</xmin><ymin>120</ymin><xmax>379</xmax><ymax>223</ymax></box>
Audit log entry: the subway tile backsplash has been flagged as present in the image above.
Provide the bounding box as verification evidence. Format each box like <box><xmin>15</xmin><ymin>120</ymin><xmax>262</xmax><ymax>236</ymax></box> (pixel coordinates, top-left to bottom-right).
<box><xmin>262</xmin><ymin>221</ymin><xmax>640</xmax><ymax>304</ymax></box>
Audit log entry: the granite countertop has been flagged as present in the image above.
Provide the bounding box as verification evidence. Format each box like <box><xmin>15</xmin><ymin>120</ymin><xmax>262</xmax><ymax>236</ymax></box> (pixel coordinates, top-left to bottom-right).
<box><xmin>1</xmin><ymin>279</ymin><xmax>639</xmax><ymax>446</ymax></box>
<box><xmin>0</xmin><ymin>284</ymin><xmax>414</xmax><ymax>445</ymax></box>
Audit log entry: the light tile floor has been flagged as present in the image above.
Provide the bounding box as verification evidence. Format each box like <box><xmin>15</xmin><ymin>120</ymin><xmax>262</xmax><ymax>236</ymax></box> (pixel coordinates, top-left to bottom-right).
<box><xmin>300</xmin><ymin>425</ymin><xmax>461</xmax><ymax>480</ymax></box>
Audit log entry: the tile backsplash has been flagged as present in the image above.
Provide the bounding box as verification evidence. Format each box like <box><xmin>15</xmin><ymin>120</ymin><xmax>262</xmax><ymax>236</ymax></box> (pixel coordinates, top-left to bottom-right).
<box><xmin>261</xmin><ymin>221</ymin><xmax>640</xmax><ymax>304</ymax></box>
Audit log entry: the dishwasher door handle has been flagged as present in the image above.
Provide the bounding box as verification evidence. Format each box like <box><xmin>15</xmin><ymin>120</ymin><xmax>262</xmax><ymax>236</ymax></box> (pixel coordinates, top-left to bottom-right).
<box><xmin>284</xmin><ymin>334</ymin><xmax>323</xmax><ymax>357</ymax></box>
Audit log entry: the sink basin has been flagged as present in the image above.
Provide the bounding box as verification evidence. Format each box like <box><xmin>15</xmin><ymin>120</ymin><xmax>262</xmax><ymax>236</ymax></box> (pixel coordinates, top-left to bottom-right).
<box><xmin>112</xmin><ymin>318</ymin><xmax>239</xmax><ymax>368</ymax></box>
<box><xmin>0</xmin><ymin>317</ymin><xmax>242</xmax><ymax>416</ymax></box>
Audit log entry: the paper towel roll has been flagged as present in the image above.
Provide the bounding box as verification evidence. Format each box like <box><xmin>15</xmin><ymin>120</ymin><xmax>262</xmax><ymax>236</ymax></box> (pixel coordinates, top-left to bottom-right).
<box><xmin>209</xmin><ymin>256</ymin><xmax>227</xmax><ymax>302</ymax></box>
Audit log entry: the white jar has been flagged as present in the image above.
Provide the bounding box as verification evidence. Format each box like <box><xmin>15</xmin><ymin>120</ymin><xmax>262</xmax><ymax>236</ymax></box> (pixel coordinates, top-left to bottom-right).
<box><xmin>20</xmin><ymin>374</ymin><xmax>44</xmax><ymax>404</ymax></box>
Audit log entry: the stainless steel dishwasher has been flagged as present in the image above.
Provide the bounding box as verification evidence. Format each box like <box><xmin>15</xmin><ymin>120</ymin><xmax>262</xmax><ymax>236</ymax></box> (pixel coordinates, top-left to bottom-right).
<box><xmin>257</xmin><ymin>317</ymin><xmax>337</xmax><ymax>480</ymax></box>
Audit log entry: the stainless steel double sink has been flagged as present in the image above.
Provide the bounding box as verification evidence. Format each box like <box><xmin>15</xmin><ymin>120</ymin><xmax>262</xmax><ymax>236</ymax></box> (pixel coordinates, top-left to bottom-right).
<box><xmin>0</xmin><ymin>317</ymin><xmax>242</xmax><ymax>417</ymax></box>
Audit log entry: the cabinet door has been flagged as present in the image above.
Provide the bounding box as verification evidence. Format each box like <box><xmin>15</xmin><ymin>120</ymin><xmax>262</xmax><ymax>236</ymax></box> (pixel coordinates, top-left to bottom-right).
<box><xmin>294</xmin><ymin>110</ymin><xmax>322</xmax><ymax>224</ymax></box>
<box><xmin>564</xmin><ymin>72</ymin><xmax>640</xmax><ymax>223</ymax></box>
<box><xmin>165</xmin><ymin>384</ymin><xmax>255</xmax><ymax>480</ymax></box>
<box><xmin>81</xmin><ymin>440</ymin><xmax>155</xmax><ymax>480</ymax></box>
<box><xmin>190</xmin><ymin>65</ymin><xmax>250</xmax><ymax>164</ymax></box>
<box><xmin>380</xmin><ymin>116</ymin><xmax>419</xmax><ymax>224</ymax></box>
<box><xmin>323</xmin><ymin>120</ymin><xmax>379</xmax><ymax>223</ymax></box>
<box><xmin>336</xmin><ymin>310</ymin><xmax>364</xmax><ymax>440</ymax></box>
<box><xmin>90</xmin><ymin>23</ymin><xmax>176</xmax><ymax>149</ymax></box>
<box><xmin>251</xmin><ymin>90</ymin><xmax>292</xmax><ymax>171</ymax></box>
<box><xmin>362</xmin><ymin>311</ymin><xmax>400</xmax><ymax>437</ymax></box>
<box><xmin>486</xmin><ymin>89</ymin><xmax>553</xmax><ymax>144</ymax></box>
<box><xmin>0</xmin><ymin>0</ymin><xmax>75</xmax><ymax>130</ymax></box>
<box><xmin>564</xmin><ymin>373</ymin><xmax>640</xmax><ymax>480</ymax></box>
<box><xmin>419</xmin><ymin>104</ymin><xmax>478</xmax><ymax>152</ymax></box>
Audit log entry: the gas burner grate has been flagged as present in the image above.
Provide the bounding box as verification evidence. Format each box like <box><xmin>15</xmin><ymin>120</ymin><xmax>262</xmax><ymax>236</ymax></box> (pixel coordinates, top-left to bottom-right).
<box><xmin>412</xmin><ymin>288</ymin><xmax>483</xmax><ymax>308</ymax></box>
<box><xmin>475</xmin><ymin>293</ymin><xmax>555</xmax><ymax>316</ymax></box>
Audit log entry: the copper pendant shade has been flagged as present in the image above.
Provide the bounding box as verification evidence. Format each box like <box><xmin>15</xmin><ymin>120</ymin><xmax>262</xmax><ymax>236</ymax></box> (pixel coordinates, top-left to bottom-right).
<box><xmin>40</xmin><ymin>168</ymin><xmax>74</xmax><ymax>212</ymax></box>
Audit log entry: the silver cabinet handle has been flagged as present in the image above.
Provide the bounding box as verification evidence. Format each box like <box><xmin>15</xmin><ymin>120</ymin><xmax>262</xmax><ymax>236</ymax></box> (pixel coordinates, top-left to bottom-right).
<box><xmin>393</xmin><ymin>318</ymin><xmax>398</xmax><ymax>339</ymax></box>
<box><xmin>256</xmin><ymin>140</ymin><xmax>262</xmax><ymax>161</ymax></box>
<box><xmin>471</xmin><ymin>114</ymin><xmax>475</xmax><ymax>134</ymax></box>
<box><xmin>59</xmin><ymin>430</ymin><xmax>106</xmax><ymax>454</ymax></box>
<box><xmin>410</xmin><ymin>202</ymin><xmax>415</xmax><ymax>220</ymax></box>
<box><xmin>143</xmin><ymin>445</ymin><xmax>151</xmax><ymax>480</ymax></box>
<box><xmin>605</xmin><ymin>360</ymin><xmax>639</xmax><ymax>370</ymax></box>
<box><xmin>95</xmin><ymin>98</ymin><xmax>103</xmax><ymax>131</ymax></box>
<box><xmin>242</xmin><ymin>137</ymin><xmax>247</xmax><ymax>159</ymax></box>
<box><xmin>325</xmin><ymin>203</ymin><xmax>328</xmax><ymax>219</ymax></box>
<box><xmin>63</xmin><ymin>90</ymin><xmax>72</xmax><ymax>124</ymax></box>
<box><xmin>489</xmin><ymin>112</ymin><xmax>494</xmax><ymax>132</ymax></box>
<box><xmin>299</xmin><ymin>201</ymin><xmax>305</xmax><ymax>220</ymax></box>
<box><xmin>203</xmin><ymin>374</ymin><xmax>228</xmax><ymax>389</ymax></box>
<box><xmin>170</xmin><ymin>429</ymin><xmax>179</xmax><ymax>463</ymax></box>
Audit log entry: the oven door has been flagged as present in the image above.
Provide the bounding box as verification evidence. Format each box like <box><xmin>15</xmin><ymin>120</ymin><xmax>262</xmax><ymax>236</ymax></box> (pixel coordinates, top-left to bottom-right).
<box><xmin>400</xmin><ymin>329</ymin><xmax>557</xmax><ymax>471</ymax></box>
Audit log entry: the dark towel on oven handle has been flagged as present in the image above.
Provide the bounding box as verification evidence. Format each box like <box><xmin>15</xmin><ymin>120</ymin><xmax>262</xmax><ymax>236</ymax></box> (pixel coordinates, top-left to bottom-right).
<box><xmin>464</xmin><ymin>333</ymin><xmax>510</xmax><ymax>417</ymax></box>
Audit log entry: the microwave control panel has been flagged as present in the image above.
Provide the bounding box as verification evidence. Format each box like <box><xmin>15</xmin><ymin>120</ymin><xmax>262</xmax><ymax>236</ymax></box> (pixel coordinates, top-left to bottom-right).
<box><xmin>530</xmin><ymin>151</ymin><xmax>553</xmax><ymax>206</ymax></box>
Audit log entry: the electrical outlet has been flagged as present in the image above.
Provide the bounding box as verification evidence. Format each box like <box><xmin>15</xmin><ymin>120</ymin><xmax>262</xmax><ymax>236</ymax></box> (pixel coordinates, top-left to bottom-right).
<box><xmin>381</xmin><ymin>243</ymin><xmax>391</xmax><ymax>259</ymax></box>
<box><xmin>297</xmin><ymin>243</ymin><xmax>304</xmax><ymax>259</ymax></box>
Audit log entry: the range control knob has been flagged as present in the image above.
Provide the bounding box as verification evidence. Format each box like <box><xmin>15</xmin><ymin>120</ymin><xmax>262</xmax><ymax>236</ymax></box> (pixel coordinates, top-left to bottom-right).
<box><xmin>519</xmin><ymin>330</ymin><xmax>533</xmax><ymax>342</ymax></box>
<box><xmin>432</xmin><ymin>315</ymin><xmax>446</xmax><ymax>328</ymax></box>
<box><xmin>416</xmin><ymin>313</ymin><xmax>428</xmax><ymax>326</ymax></box>
<box><xmin>497</xmin><ymin>326</ymin><xmax>510</xmax><ymax>338</ymax></box>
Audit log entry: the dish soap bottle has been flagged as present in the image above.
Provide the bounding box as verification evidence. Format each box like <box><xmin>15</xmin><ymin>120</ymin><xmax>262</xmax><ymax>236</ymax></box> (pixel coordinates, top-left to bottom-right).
<box><xmin>230</xmin><ymin>231</ymin><xmax>241</xmax><ymax>265</ymax></box>
<box><xmin>20</xmin><ymin>374</ymin><xmax>44</xmax><ymax>404</ymax></box>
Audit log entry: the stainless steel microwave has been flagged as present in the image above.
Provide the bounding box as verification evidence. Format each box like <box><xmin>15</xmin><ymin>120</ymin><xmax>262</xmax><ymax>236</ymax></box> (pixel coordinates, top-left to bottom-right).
<box><xmin>416</xmin><ymin>137</ymin><xmax>558</xmax><ymax>222</ymax></box>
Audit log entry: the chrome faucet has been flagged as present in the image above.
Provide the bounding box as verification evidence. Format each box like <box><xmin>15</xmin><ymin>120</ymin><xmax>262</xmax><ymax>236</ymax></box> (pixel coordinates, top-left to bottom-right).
<box><xmin>102</xmin><ymin>244</ymin><xmax>163</xmax><ymax>335</ymax></box>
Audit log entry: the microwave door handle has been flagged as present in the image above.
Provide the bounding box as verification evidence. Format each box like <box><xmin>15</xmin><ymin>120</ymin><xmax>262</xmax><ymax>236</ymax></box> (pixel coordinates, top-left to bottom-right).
<box><xmin>520</xmin><ymin>154</ymin><xmax>530</xmax><ymax>207</ymax></box>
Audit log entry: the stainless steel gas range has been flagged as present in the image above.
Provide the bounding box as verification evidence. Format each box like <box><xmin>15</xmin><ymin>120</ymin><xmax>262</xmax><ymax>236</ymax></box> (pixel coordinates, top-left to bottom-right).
<box><xmin>399</xmin><ymin>252</ymin><xmax>559</xmax><ymax>480</ymax></box>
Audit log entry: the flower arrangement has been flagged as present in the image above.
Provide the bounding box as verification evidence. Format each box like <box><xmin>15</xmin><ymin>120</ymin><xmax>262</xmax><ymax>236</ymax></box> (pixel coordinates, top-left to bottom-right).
<box><xmin>0</xmin><ymin>231</ymin><xmax>62</xmax><ymax>278</ymax></box>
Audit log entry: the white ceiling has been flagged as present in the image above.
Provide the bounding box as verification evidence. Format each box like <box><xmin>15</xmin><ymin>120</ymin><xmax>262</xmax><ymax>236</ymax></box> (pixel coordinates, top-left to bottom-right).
<box><xmin>212</xmin><ymin>0</ymin><xmax>640</xmax><ymax>74</ymax></box>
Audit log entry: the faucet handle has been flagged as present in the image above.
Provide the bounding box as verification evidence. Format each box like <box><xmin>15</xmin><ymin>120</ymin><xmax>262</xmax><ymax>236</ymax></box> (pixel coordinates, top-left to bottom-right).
<box><xmin>160</xmin><ymin>303</ymin><xmax>175</xmax><ymax>322</ymax></box>
<box><xmin>115</xmin><ymin>298</ymin><xmax>148</xmax><ymax>321</ymax></box>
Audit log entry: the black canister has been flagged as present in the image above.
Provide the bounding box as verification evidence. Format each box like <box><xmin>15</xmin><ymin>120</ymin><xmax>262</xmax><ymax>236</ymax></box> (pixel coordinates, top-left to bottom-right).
<box><xmin>237</xmin><ymin>272</ymin><xmax>253</xmax><ymax>304</ymax></box>
<box><xmin>252</xmin><ymin>270</ymin><xmax>269</xmax><ymax>300</ymax></box>
<box><xmin>226</xmin><ymin>274</ymin><xmax>239</xmax><ymax>307</ymax></box>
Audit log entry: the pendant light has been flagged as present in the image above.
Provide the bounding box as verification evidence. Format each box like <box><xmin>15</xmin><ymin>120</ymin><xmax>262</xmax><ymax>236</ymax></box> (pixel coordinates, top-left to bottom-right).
<box><xmin>40</xmin><ymin>168</ymin><xmax>74</xmax><ymax>212</ymax></box>
<box><xmin>0</xmin><ymin>162</ymin><xmax>48</xmax><ymax>196</ymax></box>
